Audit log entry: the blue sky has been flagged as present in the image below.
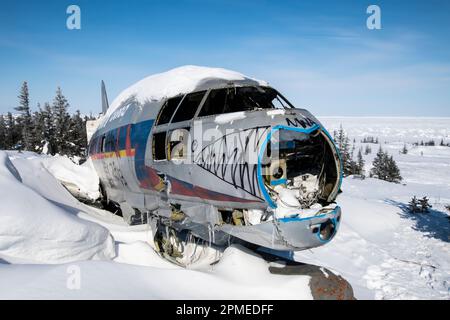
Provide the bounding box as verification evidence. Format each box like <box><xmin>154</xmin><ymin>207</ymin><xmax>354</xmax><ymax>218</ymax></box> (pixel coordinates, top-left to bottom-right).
<box><xmin>0</xmin><ymin>0</ymin><xmax>449</xmax><ymax>116</ymax></box>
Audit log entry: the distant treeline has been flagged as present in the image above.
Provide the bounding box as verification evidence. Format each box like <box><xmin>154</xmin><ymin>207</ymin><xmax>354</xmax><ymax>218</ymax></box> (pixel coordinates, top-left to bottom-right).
<box><xmin>0</xmin><ymin>82</ymin><xmax>96</xmax><ymax>160</ymax></box>
<box><xmin>413</xmin><ymin>139</ymin><xmax>450</xmax><ymax>147</ymax></box>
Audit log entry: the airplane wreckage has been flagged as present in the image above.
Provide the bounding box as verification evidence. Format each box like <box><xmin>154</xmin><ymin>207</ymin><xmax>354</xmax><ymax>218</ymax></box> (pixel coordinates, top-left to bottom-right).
<box><xmin>83</xmin><ymin>66</ymin><xmax>344</xmax><ymax>268</ymax></box>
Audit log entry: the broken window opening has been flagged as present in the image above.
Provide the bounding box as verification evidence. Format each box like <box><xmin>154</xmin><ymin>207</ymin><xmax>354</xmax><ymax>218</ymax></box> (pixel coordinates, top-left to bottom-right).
<box><xmin>156</xmin><ymin>95</ymin><xmax>183</xmax><ymax>126</ymax></box>
<box><xmin>153</xmin><ymin>131</ymin><xmax>167</xmax><ymax>160</ymax></box>
<box><xmin>198</xmin><ymin>86</ymin><xmax>293</xmax><ymax>118</ymax></box>
<box><xmin>172</xmin><ymin>91</ymin><xmax>206</xmax><ymax>123</ymax></box>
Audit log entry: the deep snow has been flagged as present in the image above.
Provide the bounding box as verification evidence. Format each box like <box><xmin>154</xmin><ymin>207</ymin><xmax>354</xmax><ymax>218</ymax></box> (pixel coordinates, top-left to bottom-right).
<box><xmin>0</xmin><ymin>151</ymin><xmax>114</xmax><ymax>264</ymax></box>
<box><xmin>0</xmin><ymin>117</ymin><xmax>449</xmax><ymax>299</ymax></box>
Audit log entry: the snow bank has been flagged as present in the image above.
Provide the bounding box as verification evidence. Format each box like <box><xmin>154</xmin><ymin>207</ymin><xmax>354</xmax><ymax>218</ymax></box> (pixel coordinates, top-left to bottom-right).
<box><xmin>0</xmin><ymin>245</ymin><xmax>313</xmax><ymax>299</ymax></box>
<box><xmin>105</xmin><ymin>65</ymin><xmax>267</xmax><ymax>118</ymax></box>
<box><xmin>0</xmin><ymin>151</ymin><xmax>114</xmax><ymax>263</ymax></box>
<box><xmin>44</xmin><ymin>156</ymin><xmax>100</xmax><ymax>200</ymax></box>
<box><xmin>8</xmin><ymin>152</ymin><xmax>100</xmax><ymax>201</ymax></box>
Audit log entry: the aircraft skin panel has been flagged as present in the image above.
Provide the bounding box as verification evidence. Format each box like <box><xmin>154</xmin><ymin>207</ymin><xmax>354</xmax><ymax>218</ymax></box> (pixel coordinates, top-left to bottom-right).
<box><xmin>89</xmin><ymin>118</ymin><xmax>261</xmax><ymax>205</ymax></box>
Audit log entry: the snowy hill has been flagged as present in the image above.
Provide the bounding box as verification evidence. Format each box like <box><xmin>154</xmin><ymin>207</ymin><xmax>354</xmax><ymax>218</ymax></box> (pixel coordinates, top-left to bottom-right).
<box><xmin>0</xmin><ymin>117</ymin><xmax>449</xmax><ymax>299</ymax></box>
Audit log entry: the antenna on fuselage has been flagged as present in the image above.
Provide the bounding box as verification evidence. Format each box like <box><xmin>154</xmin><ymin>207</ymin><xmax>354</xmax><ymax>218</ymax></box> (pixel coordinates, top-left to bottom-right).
<box><xmin>101</xmin><ymin>80</ymin><xmax>109</xmax><ymax>114</ymax></box>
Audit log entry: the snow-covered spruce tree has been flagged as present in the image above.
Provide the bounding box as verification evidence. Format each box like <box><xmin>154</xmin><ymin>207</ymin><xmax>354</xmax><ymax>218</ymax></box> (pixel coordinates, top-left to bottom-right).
<box><xmin>364</xmin><ymin>144</ymin><xmax>372</xmax><ymax>155</ymax></box>
<box><xmin>31</xmin><ymin>104</ymin><xmax>47</xmax><ymax>153</ymax></box>
<box><xmin>0</xmin><ymin>115</ymin><xmax>6</xmax><ymax>150</ymax></box>
<box><xmin>52</xmin><ymin>87</ymin><xmax>72</xmax><ymax>155</ymax></box>
<box><xmin>370</xmin><ymin>147</ymin><xmax>402</xmax><ymax>183</ymax></box>
<box><xmin>14</xmin><ymin>81</ymin><xmax>34</xmax><ymax>151</ymax></box>
<box><xmin>419</xmin><ymin>197</ymin><xmax>432</xmax><ymax>213</ymax></box>
<box><xmin>41</xmin><ymin>102</ymin><xmax>57</xmax><ymax>154</ymax></box>
<box><xmin>334</xmin><ymin>125</ymin><xmax>357</xmax><ymax>176</ymax></box>
<box><xmin>67</xmin><ymin>110</ymin><xmax>88</xmax><ymax>158</ymax></box>
<box><xmin>370</xmin><ymin>147</ymin><xmax>386</xmax><ymax>180</ymax></box>
<box><xmin>357</xmin><ymin>148</ymin><xmax>365</xmax><ymax>176</ymax></box>
<box><xmin>408</xmin><ymin>196</ymin><xmax>420</xmax><ymax>213</ymax></box>
<box><xmin>5</xmin><ymin>112</ymin><xmax>20</xmax><ymax>149</ymax></box>
<box><xmin>386</xmin><ymin>155</ymin><xmax>402</xmax><ymax>183</ymax></box>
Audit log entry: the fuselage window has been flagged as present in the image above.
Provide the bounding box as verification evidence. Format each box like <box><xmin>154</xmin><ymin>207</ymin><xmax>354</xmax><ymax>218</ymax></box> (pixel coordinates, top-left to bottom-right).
<box><xmin>101</xmin><ymin>135</ymin><xmax>106</xmax><ymax>153</ymax></box>
<box><xmin>198</xmin><ymin>89</ymin><xmax>227</xmax><ymax>117</ymax></box>
<box><xmin>153</xmin><ymin>131</ymin><xmax>167</xmax><ymax>160</ymax></box>
<box><xmin>156</xmin><ymin>95</ymin><xmax>183</xmax><ymax>126</ymax></box>
<box><xmin>171</xmin><ymin>91</ymin><xmax>206</xmax><ymax>123</ymax></box>
<box><xmin>105</xmin><ymin>131</ymin><xmax>116</xmax><ymax>152</ymax></box>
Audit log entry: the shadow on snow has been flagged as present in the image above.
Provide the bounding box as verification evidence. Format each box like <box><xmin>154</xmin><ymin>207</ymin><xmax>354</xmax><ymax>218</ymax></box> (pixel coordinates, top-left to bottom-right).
<box><xmin>385</xmin><ymin>199</ymin><xmax>450</xmax><ymax>243</ymax></box>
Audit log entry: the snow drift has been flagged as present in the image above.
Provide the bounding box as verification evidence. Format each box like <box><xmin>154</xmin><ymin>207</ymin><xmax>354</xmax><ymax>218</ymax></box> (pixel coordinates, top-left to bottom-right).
<box><xmin>0</xmin><ymin>151</ymin><xmax>114</xmax><ymax>263</ymax></box>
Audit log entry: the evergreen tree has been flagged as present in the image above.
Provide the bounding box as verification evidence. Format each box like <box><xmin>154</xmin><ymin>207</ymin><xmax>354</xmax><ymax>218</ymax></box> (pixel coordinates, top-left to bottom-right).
<box><xmin>386</xmin><ymin>155</ymin><xmax>402</xmax><ymax>183</ymax></box>
<box><xmin>15</xmin><ymin>81</ymin><xmax>34</xmax><ymax>150</ymax></box>
<box><xmin>31</xmin><ymin>104</ymin><xmax>46</xmax><ymax>152</ymax></box>
<box><xmin>67</xmin><ymin>110</ymin><xmax>88</xmax><ymax>157</ymax></box>
<box><xmin>440</xmin><ymin>139</ymin><xmax>445</xmax><ymax>146</ymax></box>
<box><xmin>41</xmin><ymin>102</ymin><xmax>56</xmax><ymax>154</ymax></box>
<box><xmin>334</xmin><ymin>125</ymin><xmax>356</xmax><ymax>176</ymax></box>
<box><xmin>408</xmin><ymin>196</ymin><xmax>420</xmax><ymax>213</ymax></box>
<box><xmin>0</xmin><ymin>115</ymin><xmax>6</xmax><ymax>150</ymax></box>
<box><xmin>364</xmin><ymin>145</ymin><xmax>372</xmax><ymax>155</ymax></box>
<box><xmin>5</xmin><ymin>112</ymin><xmax>20</xmax><ymax>149</ymax></box>
<box><xmin>357</xmin><ymin>148</ymin><xmax>365</xmax><ymax>176</ymax></box>
<box><xmin>418</xmin><ymin>196</ymin><xmax>432</xmax><ymax>213</ymax></box>
<box><xmin>52</xmin><ymin>87</ymin><xmax>71</xmax><ymax>155</ymax></box>
<box><xmin>370</xmin><ymin>147</ymin><xmax>402</xmax><ymax>183</ymax></box>
<box><xmin>370</xmin><ymin>147</ymin><xmax>385</xmax><ymax>179</ymax></box>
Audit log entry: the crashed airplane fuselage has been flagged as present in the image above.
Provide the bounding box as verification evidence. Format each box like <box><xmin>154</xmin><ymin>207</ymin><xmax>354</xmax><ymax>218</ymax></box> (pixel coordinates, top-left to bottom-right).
<box><xmin>88</xmin><ymin>66</ymin><xmax>343</xmax><ymax>259</ymax></box>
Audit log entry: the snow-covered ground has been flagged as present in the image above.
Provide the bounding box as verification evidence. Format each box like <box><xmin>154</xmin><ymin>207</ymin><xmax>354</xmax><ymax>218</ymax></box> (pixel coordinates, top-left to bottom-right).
<box><xmin>0</xmin><ymin>117</ymin><xmax>449</xmax><ymax>299</ymax></box>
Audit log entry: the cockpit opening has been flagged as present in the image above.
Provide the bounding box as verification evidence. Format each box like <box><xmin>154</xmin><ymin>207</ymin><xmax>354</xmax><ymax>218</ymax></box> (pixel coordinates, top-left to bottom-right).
<box><xmin>261</xmin><ymin>128</ymin><xmax>340</xmax><ymax>220</ymax></box>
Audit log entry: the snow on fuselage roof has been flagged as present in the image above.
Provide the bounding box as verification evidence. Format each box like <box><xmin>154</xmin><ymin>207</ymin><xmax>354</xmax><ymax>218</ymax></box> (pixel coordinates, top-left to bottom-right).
<box><xmin>104</xmin><ymin>65</ymin><xmax>268</xmax><ymax>119</ymax></box>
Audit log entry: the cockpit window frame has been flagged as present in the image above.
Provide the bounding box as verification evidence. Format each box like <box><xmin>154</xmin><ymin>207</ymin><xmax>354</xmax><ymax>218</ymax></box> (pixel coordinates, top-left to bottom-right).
<box><xmin>195</xmin><ymin>85</ymin><xmax>294</xmax><ymax>119</ymax></box>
